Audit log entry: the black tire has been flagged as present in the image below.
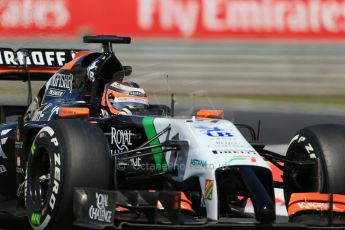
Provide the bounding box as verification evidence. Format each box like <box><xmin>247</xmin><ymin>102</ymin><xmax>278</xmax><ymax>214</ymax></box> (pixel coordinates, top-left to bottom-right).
<box><xmin>26</xmin><ymin>119</ymin><xmax>112</xmax><ymax>229</ymax></box>
<box><xmin>284</xmin><ymin>124</ymin><xmax>345</xmax><ymax>204</ymax></box>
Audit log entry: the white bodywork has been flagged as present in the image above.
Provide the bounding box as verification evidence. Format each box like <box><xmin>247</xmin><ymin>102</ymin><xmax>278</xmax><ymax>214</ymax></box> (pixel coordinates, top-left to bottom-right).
<box><xmin>152</xmin><ymin>117</ymin><xmax>271</xmax><ymax>220</ymax></box>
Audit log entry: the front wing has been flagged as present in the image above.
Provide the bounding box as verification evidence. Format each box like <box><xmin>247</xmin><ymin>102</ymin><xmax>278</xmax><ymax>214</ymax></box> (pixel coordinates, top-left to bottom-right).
<box><xmin>72</xmin><ymin>188</ymin><xmax>345</xmax><ymax>229</ymax></box>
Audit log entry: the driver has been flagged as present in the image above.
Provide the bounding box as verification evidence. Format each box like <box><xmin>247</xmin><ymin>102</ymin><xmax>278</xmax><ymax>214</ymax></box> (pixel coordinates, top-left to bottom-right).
<box><xmin>101</xmin><ymin>80</ymin><xmax>149</xmax><ymax>116</ymax></box>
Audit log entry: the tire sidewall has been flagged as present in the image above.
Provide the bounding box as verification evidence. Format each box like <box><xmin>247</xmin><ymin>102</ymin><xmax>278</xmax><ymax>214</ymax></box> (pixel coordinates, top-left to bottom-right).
<box><xmin>26</xmin><ymin>126</ymin><xmax>64</xmax><ymax>230</ymax></box>
<box><xmin>284</xmin><ymin>129</ymin><xmax>327</xmax><ymax>204</ymax></box>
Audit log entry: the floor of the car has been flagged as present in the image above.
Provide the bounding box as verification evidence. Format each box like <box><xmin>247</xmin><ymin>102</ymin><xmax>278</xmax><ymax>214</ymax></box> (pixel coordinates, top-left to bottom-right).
<box><xmin>0</xmin><ymin>199</ymin><xmax>26</xmax><ymax>218</ymax></box>
<box><xmin>218</xmin><ymin>216</ymin><xmax>289</xmax><ymax>224</ymax></box>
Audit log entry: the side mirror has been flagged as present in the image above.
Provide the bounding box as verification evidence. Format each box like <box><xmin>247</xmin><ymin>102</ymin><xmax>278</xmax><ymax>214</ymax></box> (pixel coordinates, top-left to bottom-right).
<box><xmin>123</xmin><ymin>66</ymin><xmax>132</xmax><ymax>76</ymax></box>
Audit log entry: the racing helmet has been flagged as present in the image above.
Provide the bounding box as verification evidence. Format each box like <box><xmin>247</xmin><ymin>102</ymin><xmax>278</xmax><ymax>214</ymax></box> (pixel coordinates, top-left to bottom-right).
<box><xmin>101</xmin><ymin>81</ymin><xmax>149</xmax><ymax>115</ymax></box>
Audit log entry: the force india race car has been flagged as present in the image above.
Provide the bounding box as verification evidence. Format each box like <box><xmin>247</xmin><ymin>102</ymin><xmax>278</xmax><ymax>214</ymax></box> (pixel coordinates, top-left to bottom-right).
<box><xmin>0</xmin><ymin>35</ymin><xmax>345</xmax><ymax>229</ymax></box>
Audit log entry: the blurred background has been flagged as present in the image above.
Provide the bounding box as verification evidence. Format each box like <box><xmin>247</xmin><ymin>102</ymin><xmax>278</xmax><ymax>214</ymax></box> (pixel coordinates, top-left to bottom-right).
<box><xmin>2</xmin><ymin>0</ymin><xmax>345</xmax><ymax>145</ymax></box>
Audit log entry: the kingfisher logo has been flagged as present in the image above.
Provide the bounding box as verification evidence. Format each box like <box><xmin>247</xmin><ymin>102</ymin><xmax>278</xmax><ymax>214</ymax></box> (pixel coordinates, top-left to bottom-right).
<box><xmin>195</xmin><ymin>126</ymin><xmax>233</xmax><ymax>138</ymax></box>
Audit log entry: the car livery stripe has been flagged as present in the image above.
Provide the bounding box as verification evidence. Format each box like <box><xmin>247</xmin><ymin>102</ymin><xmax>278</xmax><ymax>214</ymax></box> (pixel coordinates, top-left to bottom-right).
<box><xmin>204</xmin><ymin>179</ymin><xmax>214</xmax><ymax>200</ymax></box>
<box><xmin>142</xmin><ymin>117</ymin><xmax>168</xmax><ymax>172</ymax></box>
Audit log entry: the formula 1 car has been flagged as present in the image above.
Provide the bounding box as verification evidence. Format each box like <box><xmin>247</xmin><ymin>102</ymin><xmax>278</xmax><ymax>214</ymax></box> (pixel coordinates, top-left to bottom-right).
<box><xmin>0</xmin><ymin>35</ymin><xmax>345</xmax><ymax>230</ymax></box>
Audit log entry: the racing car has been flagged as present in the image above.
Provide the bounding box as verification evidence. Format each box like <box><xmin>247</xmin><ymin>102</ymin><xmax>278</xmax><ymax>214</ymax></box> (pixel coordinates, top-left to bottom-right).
<box><xmin>0</xmin><ymin>35</ymin><xmax>345</xmax><ymax>229</ymax></box>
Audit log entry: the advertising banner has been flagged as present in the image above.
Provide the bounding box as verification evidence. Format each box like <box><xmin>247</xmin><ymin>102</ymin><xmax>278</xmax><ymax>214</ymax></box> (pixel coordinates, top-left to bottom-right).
<box><xmin>1</xmin><ymin>0</ymin><xmax>345</xmax><ymax>40</ymax></box>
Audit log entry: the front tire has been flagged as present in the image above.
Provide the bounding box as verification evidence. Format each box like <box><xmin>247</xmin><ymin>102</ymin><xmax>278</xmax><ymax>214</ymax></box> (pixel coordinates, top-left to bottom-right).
<box><xmin>284</xmin><ymin>124</ymin><xmax>345</xmax><ymax>204</ymax></box>
<box><xmin>26</xmin><ymin>119</ymin><xmax>112</xmax><ymax>229</ymax></box>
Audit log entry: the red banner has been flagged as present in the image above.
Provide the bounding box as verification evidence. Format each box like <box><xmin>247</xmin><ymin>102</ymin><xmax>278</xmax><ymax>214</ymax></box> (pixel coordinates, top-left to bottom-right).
<box><xmin>1</xmin><ymin>0</ymin><xmax>345</xmax><ymax>40</ymax></box>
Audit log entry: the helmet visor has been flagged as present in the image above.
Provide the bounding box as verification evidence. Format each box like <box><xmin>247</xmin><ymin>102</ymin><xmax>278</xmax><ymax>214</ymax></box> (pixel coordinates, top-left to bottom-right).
<box><xmin>108</xmin><ymin>96</ymin><xmax>149</xmax><ymax>111</ymax></box>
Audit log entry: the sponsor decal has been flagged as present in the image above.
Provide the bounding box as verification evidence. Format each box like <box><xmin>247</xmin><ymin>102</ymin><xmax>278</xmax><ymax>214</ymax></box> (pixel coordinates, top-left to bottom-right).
<box><xmin>16</xmin><ymin>167</ymin><xmax>24</xmax><ymax>174</ymax></box>
<box><xmin>17</xmin><ymin>181</ymin><xmax>25</xmax><ymax>197</ymax></box>
<box><xmin>190</xmin><ymin>158</ymin><xmax>207</xmax><ymax>168</ymax></box>
<box><xmin>49</xmin><ymin>151</ymin><xmax>61</xmax><ymax>210</ymax></box>
<box><xmin>89</xmin><ymin>193</ymin><xmax>112</xmax><ymax>223</ymax></box>
<box><xmin>113</xmin><ymin>96</ymin><xmax>149</xmax><ymax>105</ymax></box>
<box><xmin>137</xmin><ymin>0</ymin><xmax>345</xmax><ymax>39</ymax></box>
<box><xmin>130</xmin><ymin>157</ymin><xmax>142</xmax><ymax>167</ymax></box>
<box><xmin>4</xmin><ymin>0</ymin><xmax>345</xmax><ymax>41</ymax></box>
<box><xmin>228</xmin><ymin>156</ymin><xmax>250</xmax><ymax>164</ymax></box>
<box><xmin>47</xmin><ymin>73</ymin><xmax>73</xmax><ymax>93</ymax></box>
<box><xmin>195</xmin><ymin>126</ymin><xmax>233</xmax><ymax>137</ymax></box>
<box><xmin>110</xmin><ymin>127</ymin><xmax>132</xmax><ymax>154</ymax></box>
<box><xmin>15</xmin><ymin>141</ymin><xmax>24</xmax><ymax>149</ymax></box>
<box><xmin>292</xmin><ymin>135</ymin><xmax>317</xmax><ymax>159</ymax></box>
<box><xmin>0</xmin><ymin>165</ymin><xmax>6</xmax><ymax>174</ymax></box>
<box><xmin>31</xmin><ymin>213</ymin><xmax>41</xmax><ymax>226</ymax></box>
<box><xmin>297</xmin><ymin>202</ymin><xmax>329</xmax><ymax>210</ymax></box>
<box><xmin>0</xmin><ymin>0</ymin><xmax>70</xmax><ymax>30</ymax></box>
<box><xmin>0</xmin><ymin>129</ymin><xmax>11</xmax><ymax>159</ymax></box>
<box><xmin>129</xmin><ymin>91</ymin><xmax>145</xmax><ymax>97</ymax></box>
<box><xmin>0</xmin><ymin>49</ymin><xmax>72</xmax><ymax>67</ymax></box>
<box><xmin>227</xmin><ymin>156</ymin><xmax>257</xmax><ymax>164</ymax></box>
<box><xmin>212</xmin><ymin>150</ymin><xmax>256</xmax><ymax>154</ymax></box>
<box><xmin>204</xmin><ymin>179</ymin><xmax>214</xmax><ymax>200</ymax></box>
<box><xmin>48</xmin><ymin>106</ymin><xmax>60</xmax><ymax>121</ymax></box>
<box><xmin>47</xmin><ymin>88</ymin><xmax>65</xmax><ymax>97</ymax></box>
<box><xmin>87</xmin><ymin>59</ymin><xmax>99</xmax><ymax>82</ymax></box>
<box><xmin>30</xmin><ymin>103</ymin><xmax>59</xmax><ymax>122</ymax></box>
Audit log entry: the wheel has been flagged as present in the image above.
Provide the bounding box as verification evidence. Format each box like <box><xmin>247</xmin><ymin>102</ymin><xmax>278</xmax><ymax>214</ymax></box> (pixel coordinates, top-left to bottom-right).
<box><xmin>283</xmin><ymin>124</ymin><xmax>345</xmax><ymax>204</ymax></box>
<box><xmin>25</xmin><ymin>119</ymin><xmax>112</xmax><ymax>229</ymax></box>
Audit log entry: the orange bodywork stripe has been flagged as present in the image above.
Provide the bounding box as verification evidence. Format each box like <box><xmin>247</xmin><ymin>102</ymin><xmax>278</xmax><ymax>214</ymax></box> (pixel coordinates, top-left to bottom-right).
<box><xmin>267</xmin><ymin>161</ymin><xmax>283</xmax><ymax>183</ymax></box>
<box><xmin>180</xmin><ymin>192</ymin><xmax>195</xmax><ymax>213</ymax></box>
<box><xmin>115</xmin><ymin>206</ymin><xmax>129</xmax><ymax>212</ymax></box>
<box><xmin>196</xmin><ymin>109</ymin><xmax>224</xmax><ymax>119</ymax></box>
<box><xmin>58</xmin><ymin>107</ymin><xmax>90</xmax><ymax>119</ymax></box>
<box><xmin>0</xmin><ymin>66</ymin><xmax>58</xmax><ymax>74</ymax></box>
<box><xmin>288</xmin><ymin>193</ymin><xmax>345</xmax><ymax>216</ymax></box>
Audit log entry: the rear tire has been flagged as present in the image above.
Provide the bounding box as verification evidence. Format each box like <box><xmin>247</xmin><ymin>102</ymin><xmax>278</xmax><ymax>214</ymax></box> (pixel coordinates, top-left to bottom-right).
<box><xmin>284</xmin><ymin>124</ymin><xmax>345</xmax><ymax>204</ymax></box>
<box><xmin>26</xmin><ymin>119</ymin><xmax>112</xmax><ymax>229</ymax></box>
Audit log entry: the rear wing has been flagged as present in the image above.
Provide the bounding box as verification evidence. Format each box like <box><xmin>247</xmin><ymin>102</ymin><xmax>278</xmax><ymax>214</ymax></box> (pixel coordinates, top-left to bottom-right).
<box><xmin>0</xmin><ymin>48</ymin><xmax>83</xmax><ymax>81</ymax></box>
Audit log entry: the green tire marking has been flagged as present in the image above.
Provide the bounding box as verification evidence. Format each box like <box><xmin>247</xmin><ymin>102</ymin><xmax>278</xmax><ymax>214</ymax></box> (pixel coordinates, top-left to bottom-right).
<box><xmin>31</xmin><ymin>213</ymin><xmax>41</xmax><ymax>226</ymax></box>
<box><xmin>31</xmin><ymin>142</ymin><xmax>37</xmax><ymax>156</ymax></box>
<box><xmin>142</xmin><ymin>117</ymin><xmax>168</xmax><ymax>172</ymax></box>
